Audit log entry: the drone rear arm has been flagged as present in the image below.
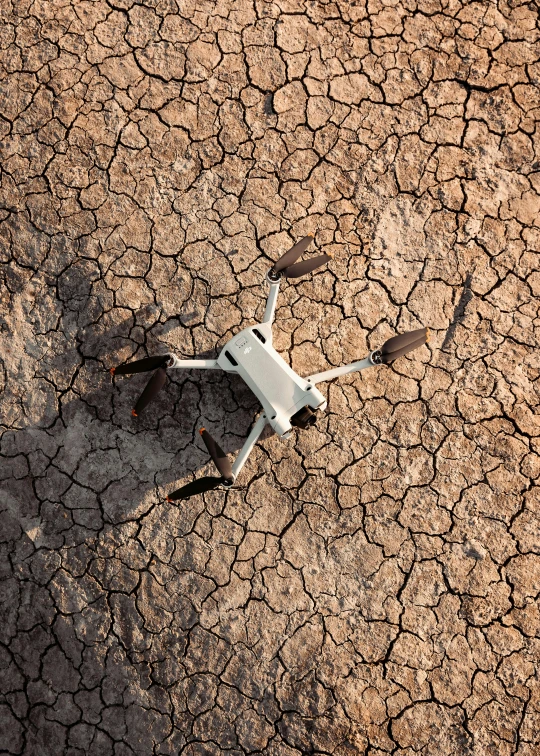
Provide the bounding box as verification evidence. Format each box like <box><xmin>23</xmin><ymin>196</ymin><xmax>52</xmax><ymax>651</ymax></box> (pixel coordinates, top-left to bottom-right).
<box><xmin>231</xmin><ymin>413</ymin><xmax>268</xmax><ymax>479</ymax></box>
<box><xmin>306</xmin><ymin>355</ymin><xmax>375</xmax><ymax>385</ymax></box>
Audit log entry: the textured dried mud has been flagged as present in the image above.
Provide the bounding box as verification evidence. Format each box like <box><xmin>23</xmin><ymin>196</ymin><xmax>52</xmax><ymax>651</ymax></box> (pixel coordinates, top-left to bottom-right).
<box><xmin>1</xmin><ymin>0</ymin><xmax>539</xmax><ymax>754</ymax></box>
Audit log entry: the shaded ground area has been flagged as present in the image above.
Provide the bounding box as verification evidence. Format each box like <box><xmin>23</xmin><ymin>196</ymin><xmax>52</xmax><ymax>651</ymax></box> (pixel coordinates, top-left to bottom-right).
<box><xmin>1</xmin><ymin>0</ymin><xmax>539</xmax><ymax>754</ymax></box>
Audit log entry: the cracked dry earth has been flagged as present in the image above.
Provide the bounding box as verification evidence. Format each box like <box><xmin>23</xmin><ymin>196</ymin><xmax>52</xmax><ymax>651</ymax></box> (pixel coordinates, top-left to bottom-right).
<box><xmin>1</xmin><ymin>0</ymin><xmax>540</xmax><ymax>754</ymax></box>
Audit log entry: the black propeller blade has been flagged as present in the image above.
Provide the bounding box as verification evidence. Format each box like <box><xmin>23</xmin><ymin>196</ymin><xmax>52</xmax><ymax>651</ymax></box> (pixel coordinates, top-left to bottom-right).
<box><xmin>273</xmin><ymin>234</ymin><xmax>314</xmax><ymax>274</ymax></box>
<box><xmin>111</xmin><ymin>355</ymin><xmax>169</xmax><ymax>376</ymax></box>
<box><xmin>167</xmin><ymin>476</ymin><xmax>222</xmax><ymax>501</ymax></box>
<box><xmin>381</xmin><ymin>328</ymin><xmax>428</xmax><ymax>356</ymax></box>
<box><xmin>283</xmin><ymin>253</ymin><xmax>332</xmax><ymax>278</ymax></box>
<box><xmin>166</xmin><ymin>428</ymin><xmax>234</xmax><ymax>501</ymax></box>
<box><xmin>132</xmin><ymin>367</ymin><xmax>168</xmax><ymax>417</ymax></box>
<box><xmin>200</xmin><ymin>428</ymin><xmax>233</xmax><ymax>482</ymax></box>
<box><xmin>380</xmin><ymin>330</ymin><xmax>429</xmax><ymax>364</ymax></box>
<box><xmin>110</xmin><ymin>354</ymin><xmax>172</xmax><ymax>417</ymax></box>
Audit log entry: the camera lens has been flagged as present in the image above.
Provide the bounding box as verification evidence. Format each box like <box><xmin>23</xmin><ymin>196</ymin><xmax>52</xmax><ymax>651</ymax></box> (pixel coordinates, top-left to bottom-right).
<box><xmin>290</xmin><ymin>406</ymin><xmax>316</xmax><ymax>429</ymax></box>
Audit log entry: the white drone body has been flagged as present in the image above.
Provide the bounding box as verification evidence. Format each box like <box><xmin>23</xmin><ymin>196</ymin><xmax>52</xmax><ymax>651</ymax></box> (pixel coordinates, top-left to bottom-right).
<box><xmin>111</xmin><ymin>237</ymin><xmax>428</xmax><ymax>499</ymax></box>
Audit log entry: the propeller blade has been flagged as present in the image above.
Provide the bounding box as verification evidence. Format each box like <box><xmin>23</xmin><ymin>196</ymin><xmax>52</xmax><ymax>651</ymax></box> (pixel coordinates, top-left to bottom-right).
<box><xmin>200</xmin><ymin>428</ymin><xmax>233</xmax><ymax>482</ymax></box>
<box><xmin>111</xmin><ymin>355</ymin><xmax>169</xmax><ymax>376</ymax></box>
<box><xmin>381</xmin><ymin>328</ymin><xmax>428</xmax><ymax>356</ymax></box>
<box><xmin>273</xmin><ymin>234</ymin><xmax>314</xmax><ymax>274</ymax></box>
<box><xmin>284</xmin><ymin>253</ymin><xmax>332</xmax><ymax>279</ymax></box>
<box><xmin>381</xmin><ymin>335</ymin><xmax>428</xmax><ymax>364</ymax></box>
<box><xmin>167</xmin><ymin>476</ymin><xmax>222</xmax><ymax>501</ymax></box>
<box><xmin>132</xmin><ymin>367</ymin><xmax>167</xmax><ymax>416</ymax></box>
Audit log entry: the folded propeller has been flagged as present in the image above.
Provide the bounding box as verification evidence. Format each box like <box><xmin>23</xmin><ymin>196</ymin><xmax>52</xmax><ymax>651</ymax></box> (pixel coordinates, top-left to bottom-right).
<box><xmin>110</xmin><ymin>355</ymin><xmax>171</xmax><ymax>416</ymax></box>
<box><xmin>167</xmin><ymin>428</ymin><xmax>233</xmax><ymax>501</ymax></box>
<box><xmin>373</xmin><ymin>327</ymin><xmax>429</xmax><ymax>364</ymax></box>
<box><xmin>272</xmin><ymin>234</ymin><xmax>332</xmax><ymax>279</ymax></box>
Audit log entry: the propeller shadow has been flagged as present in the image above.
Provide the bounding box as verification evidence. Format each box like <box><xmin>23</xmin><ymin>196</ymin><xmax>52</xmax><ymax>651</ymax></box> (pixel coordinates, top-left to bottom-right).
<box><xmin>441</xmin><ymin>272</ymin><xmax>473</xmax><ymax>351</ymax></box>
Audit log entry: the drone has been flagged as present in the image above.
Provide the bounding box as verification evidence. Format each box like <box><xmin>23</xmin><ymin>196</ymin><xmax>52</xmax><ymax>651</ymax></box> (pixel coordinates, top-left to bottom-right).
<box><xmin>110</xmin><ymin>235</ymin><xmax>429</xmax><ymax>500</ymax></box>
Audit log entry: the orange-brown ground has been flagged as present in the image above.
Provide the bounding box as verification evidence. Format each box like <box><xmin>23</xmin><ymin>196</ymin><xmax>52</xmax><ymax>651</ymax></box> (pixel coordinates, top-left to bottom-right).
<box><xmin>1</xmin><ymin>1</ymin><xmax>539</xmax><ymax>754</ymax></box>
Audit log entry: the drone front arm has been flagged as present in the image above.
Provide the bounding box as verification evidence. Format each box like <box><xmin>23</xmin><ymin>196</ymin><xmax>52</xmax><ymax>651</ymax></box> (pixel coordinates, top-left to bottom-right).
<box><xmin>306</xmin><ymin>354</ymin><xmax>376</xmax><ymax>385</ymax></box>
<box><xmin>168</xmin><ymin>356</ymin><xmax>220</xmax><ymax>370</ymax></box>
<box><xmin>231</xmin><ymin>414</ymin><xmax>268</xmax><ymax>479</ymax></box>
<box><xmin>262</xmin><ymin>275</ymin><xmax>280</xmax><ymax>325</ymax></box>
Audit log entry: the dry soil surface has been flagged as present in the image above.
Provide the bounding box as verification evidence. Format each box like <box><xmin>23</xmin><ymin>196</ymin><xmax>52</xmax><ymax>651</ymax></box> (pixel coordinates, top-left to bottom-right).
<box><xmin>1</xmin><ymin>1</ymin><xmax>540</xmax><ymax>754</ymax></box>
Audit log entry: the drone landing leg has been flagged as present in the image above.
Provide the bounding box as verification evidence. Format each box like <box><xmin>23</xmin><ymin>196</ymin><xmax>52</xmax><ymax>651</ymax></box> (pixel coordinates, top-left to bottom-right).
<box><xmin>231</xmin><ymin>414</ymin><xmax>268</xmax><ymax>479</ymax></box>
<box><xmin>306</xmin><ymin>355</ymin><xmax>374</xmax><ymax>385</ymax></box>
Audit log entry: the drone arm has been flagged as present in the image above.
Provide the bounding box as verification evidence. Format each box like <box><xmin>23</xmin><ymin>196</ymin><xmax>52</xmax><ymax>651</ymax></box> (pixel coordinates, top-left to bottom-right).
<box><xmin>262</xmin><ymin>275</ymin><xmax>280</xmax><ymax>325</ymax></box>
<box><xmin>306</xmin><ymin>354</ymin><xmax>376</xmax><ymax>385</ymax></box>
<box><xmin>231</xmin><ymin>414</ymin><xmax>268</xmax><ymax>479</ymax></box>
<box><xmin>168</xmin><ymin>356</ymin><xmax>220</xmax><ymax>370</ymax></box>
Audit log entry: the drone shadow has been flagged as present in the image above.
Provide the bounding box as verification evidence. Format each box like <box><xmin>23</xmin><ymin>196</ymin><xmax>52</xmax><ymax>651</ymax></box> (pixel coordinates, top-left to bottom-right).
<box><xmin>1</xmin><ymin>306</ymin><xmax>276</xmax><ymax>543</ymax></box>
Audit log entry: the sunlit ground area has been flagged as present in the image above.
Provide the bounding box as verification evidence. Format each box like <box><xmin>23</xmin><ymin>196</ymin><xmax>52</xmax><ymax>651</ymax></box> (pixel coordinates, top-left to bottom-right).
<box><xmin>1</xmin><ymin>1</ymin><xmax>539</xmax><ymax>754</ymax></box>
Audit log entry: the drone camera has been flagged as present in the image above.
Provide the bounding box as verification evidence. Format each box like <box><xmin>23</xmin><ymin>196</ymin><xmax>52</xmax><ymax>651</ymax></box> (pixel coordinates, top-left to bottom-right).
<box><xmin>290</xmin><ymin>405</ymin><xmax>317</xmax><ymax>430</ymax></box>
